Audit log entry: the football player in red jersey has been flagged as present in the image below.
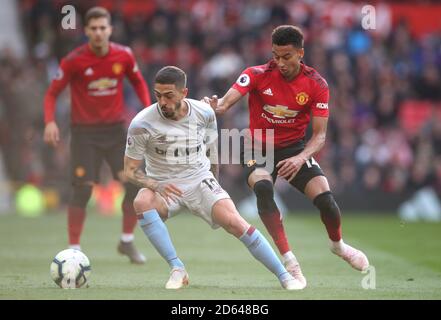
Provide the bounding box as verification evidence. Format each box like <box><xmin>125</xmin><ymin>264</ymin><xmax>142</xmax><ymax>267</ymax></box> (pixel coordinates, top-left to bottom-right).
<box><xmin>204</xmin><ymin>25</ymin><xmax>369</xmax><ymax>287</ymax></box>
<box><xmin>43</xmin><ymin>7</ymin><xmax>151</xmax><ymax>264</ymax></box>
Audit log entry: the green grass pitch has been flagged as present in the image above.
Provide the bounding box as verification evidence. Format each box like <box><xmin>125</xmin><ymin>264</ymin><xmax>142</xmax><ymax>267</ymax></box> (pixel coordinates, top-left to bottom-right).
<box><xmin>1</xmin><ymin>211</ymin><xmax>440</xmax><ymax>299</ymax></box>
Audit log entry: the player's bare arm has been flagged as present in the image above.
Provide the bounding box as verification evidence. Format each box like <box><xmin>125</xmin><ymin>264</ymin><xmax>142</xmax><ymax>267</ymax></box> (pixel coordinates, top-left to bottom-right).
<box><xmin>43</xmin><ymin>121</ymin><xmax>60</xmax><ymax>147</ymax></box>
<box><xmin>124</xmin><ymin>156</ymin><xmax>182</xmax><ymax>203</ymax></box>
<box><xmin>277</xmin><ymin>116</ymin><xmax>327</xmax><ymax>181</ymax></box>
<box><xmin>203</xmin><ymin>88</ymin><xmax>242</xmax><ymax>115</ymax></box>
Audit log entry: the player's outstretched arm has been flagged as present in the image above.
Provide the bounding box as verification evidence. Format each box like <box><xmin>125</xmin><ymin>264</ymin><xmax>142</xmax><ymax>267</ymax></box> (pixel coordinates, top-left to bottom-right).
<box><xmin>203</xmin><ymin>88</ymin><xmax>242</xmax><ymax>115</ymax></box>
<box><xmin>124</xmin><ymin>156</ymin><xmax>183</xmax><ymax>203</ymax></box>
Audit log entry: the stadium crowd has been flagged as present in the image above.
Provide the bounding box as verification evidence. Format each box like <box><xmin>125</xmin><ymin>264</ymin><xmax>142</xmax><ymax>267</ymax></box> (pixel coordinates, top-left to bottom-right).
<box><xmin>0</xmin><ymin>0</ymin><xmax>440</xmax><ymax>209</ymax></box>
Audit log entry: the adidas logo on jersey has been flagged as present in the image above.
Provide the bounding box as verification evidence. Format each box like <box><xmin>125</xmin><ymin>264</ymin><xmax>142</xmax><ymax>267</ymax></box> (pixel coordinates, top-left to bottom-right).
<box><xmin>263</xmin><ymin>88</ymin><xmax>273</xmax><ymax>96</ymax></box>
<box><xmin>84</xmin><ymin>67</ymin><xmax>94</xmax><ymax>76</ymax></box>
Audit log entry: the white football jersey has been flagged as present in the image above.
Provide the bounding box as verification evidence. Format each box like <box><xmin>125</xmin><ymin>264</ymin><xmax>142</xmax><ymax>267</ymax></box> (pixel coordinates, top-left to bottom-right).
<box><xmin>125</xmin><ymin>98</ymin><xmax>218</xmax><ymax>183</ymax></box>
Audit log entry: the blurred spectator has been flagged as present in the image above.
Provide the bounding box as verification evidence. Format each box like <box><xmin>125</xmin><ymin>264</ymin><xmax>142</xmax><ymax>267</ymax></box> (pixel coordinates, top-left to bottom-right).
<box><xmin>1</xmin><ymin>0</ymin><xmax>440</xmax><ymax>209</ymax></box>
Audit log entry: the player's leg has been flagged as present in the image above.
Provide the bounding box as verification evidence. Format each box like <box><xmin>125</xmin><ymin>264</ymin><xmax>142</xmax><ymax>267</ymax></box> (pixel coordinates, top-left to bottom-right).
<box><xmin>248</xmin><ymin>168</ymin><xmax>293</xmax><ymax>257</ymax></box>
<box><xmin>67</xmin><ymin>128</ymin><xmax>99</xmax><ymax>251</ymax></box>
<box><xmin>211</xmin><ymin>198</ymin><xmax>305</xmax><ymax>290</ymax></box>
<box><xmin>68</xmin><ymin>182</ymin><xmax>93</xmax><ymax>251</ymax></box>
<box><xmin>294</xmin><ymin>160</ymin><xmax>369</xmax><ymax>271</ymax></box>
<box><xmin>247</xmin><ymin>167</ymin><xmax>305</xmax><ymax>283</ymax></box>
<box><xmin>106</xmin><ymin>125</ymin><xmax>145</xmax><ymax>264</ymax></box>
<box><xmin>133</xmin><ymin>188</ymin><xmax>187</xmax><ymax>289</ymax></box>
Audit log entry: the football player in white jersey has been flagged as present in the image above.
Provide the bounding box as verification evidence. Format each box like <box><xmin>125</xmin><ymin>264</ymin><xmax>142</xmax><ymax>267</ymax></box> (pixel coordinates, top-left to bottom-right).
<box><xmin>124</xmin><ymin>66</ymin><xmax>305</xmax><ymax>290</ymax></box>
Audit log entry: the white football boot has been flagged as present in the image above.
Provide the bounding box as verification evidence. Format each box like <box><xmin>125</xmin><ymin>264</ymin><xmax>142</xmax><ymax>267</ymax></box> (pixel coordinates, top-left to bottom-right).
<box><xmin>280</xmin><ymin>275</ymin><xmax>306</xmax><ymax>290</ymax></box>
<box><xmin>165</xmin><ymin>267</ymin><xmax>189</xmax><ymax>289</ymax></box>
<box><xmin>331</xmin><ymin>241</ymin><xmax>369</xmax><ymax>271</ymax></box>
<box><xmin>284</xmin><ymin>259</ymin><xmax>307</xmax><ymax>288</ymax></box>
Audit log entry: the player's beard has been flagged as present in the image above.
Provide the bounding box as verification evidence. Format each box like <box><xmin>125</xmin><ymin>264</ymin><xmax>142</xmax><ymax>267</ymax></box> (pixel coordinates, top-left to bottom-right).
<box><xmin>161</xmin><ymin>101</ymin><xmax>181</xmax><ymax>119</ymax></box>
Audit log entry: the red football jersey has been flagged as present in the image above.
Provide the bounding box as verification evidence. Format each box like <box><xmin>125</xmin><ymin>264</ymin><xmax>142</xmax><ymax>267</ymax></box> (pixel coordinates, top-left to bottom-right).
<box><xmin>44</xmin><ymin>42</ymin><xmax>151</xmax><ymax>125</ymax></box>
<box><xmin>232</xmin><ymin>61</ymin><xmax>329</xmax><ymax>148</ymax></box>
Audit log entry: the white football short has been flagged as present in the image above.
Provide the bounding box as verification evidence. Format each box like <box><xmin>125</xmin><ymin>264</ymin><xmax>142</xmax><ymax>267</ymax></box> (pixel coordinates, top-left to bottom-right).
<box><xmin>159</xmin><ymin>172</ymin><xmax>230</xmax><ymax>228</ymax></box>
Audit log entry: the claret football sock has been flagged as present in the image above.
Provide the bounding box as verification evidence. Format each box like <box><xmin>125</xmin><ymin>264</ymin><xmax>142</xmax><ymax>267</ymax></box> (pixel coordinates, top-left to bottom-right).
<box><xmin>259</xmin><ymin>210</ymin><xmax>291</xmax><ymax>255</ymax></box>
<box><xmin>67</xmin><ymin>206</ymin><xmax>86</xmax><ymax>247</ymax></box>
<box><xmin>138</xmin><ymin>209</ymin><xmax>184</xmax><ymax>269</ymax></box>
<box><xmin>122</xmin><ymin>201</ymin><xmax>138</xmax><ymax>235</ymax></box>
<box><xmin>254</xmin><ymin>180</ymin><xmax>291</xmax><ymax>255</ymax></box>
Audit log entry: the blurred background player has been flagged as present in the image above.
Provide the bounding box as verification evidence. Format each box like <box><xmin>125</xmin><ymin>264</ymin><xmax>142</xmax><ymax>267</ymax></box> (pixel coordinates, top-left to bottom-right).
<box><xmin>43</xmin><ymin>7</ymin><xmax>151</xmax><ymax>263</ymax></box>
<box><xmin>204</xmin><ymin>25</ymin><xmax>369</xmax><ymax>285</ymax></box>
<box><xmin>124</xmin><ymin>66</ymin><xmax>304</xmax><ymax>290</ymax></box>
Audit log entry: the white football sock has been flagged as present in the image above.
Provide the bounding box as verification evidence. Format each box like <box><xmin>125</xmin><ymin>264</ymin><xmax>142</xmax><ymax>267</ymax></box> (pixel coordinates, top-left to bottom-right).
<box><xmin>69</xmin><ymin>244</ymin><xmax>81</xmax><ymax>251</ymax></box>
<box><xmin>121</xmin><ymin>233</ymin><xmax>134</xmax><ymax>243</ymax></box>
<box><xmin>282</xmin><ymin>251</ymin><xmax>298</xmax><ymax>264</ymax></box>
<box><xmin>330</xmin><ymin>239</ymin><xmax>346</xmax><ymax>254</ymax></box>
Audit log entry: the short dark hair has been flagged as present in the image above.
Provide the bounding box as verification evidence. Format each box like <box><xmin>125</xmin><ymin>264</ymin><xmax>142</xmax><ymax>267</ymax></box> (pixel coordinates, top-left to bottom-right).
<box><xmin>84</xmin><ymin>7</ymin><xmax>111</xmax><ymax>26</ymax></box>
<box><xmin>272</xmin><ymin>25</ymin><xmax>304</xmax><ymax>48</ymax></box>
<box><xmin>155</xmin><ymin>66</ymin><xmax>187</xmax><ymax>89</ymax></box>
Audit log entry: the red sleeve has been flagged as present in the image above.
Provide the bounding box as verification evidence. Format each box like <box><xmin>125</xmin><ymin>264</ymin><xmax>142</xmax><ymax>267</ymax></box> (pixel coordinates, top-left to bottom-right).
<box><xmin>231</xmin><ymin>68</ymin><xmax>256</xmax><ymax>96</ymax></box>
<box><xmin>311</xmin><ymin>82</ymin><xmax>330</xmax><ymax>118</ymax></box>
<box><xmin>43</xmin><ymin>58</ymin><xmax>72</xmax><ymax>124</ymax></box>
<box><xmin>125</xmin><ymin>49</ymin><xmax>151</xmax><ymax>107</ymax></box>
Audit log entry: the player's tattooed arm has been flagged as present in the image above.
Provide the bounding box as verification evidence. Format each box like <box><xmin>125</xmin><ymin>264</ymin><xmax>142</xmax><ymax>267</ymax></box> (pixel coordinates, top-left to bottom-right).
<box><xmin>124</xmin><ymin>156</ymin><xmax>159</xmax><ymax>190</ymax></box>
<box><xmin>124</xmin><ymin>156</ymin><xmax>182</xmax><ymax>202</ymax></box>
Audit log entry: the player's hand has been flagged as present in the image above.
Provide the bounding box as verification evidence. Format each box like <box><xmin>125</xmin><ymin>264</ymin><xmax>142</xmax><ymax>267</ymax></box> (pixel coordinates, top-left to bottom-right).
<box><xmin>276</xmin><ymin>155</ymin><xmax>307</xmax><ymax>182</ymax></box>
<box><xmin>156</xmin><ymin>182</ymin><xmax>183</xmax><ymax>205</ymax></box>
<box><xmin>202</xmin><ymin>95</ymin><xmax>226</xmax><ymax>115</ymax></box>
<box><xmin>43</xmin><ymin>121</ymin><xmax>60</xmax><ymax>147</ymax></box>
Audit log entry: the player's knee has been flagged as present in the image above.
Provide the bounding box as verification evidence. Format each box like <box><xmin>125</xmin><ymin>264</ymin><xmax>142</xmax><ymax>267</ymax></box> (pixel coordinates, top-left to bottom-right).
<box><xmin>133</xmin><ymin>189</ymin><xmax>157</xmax><ymax>213</ymax></box>
<box><xmin>253</xmin><ymin>180</ymin><xmax>274</xmax><ymax>200</ymax></box>
<box><xmin>69</xmin><ymin>184</ymin><xmax>93</xmax><ymax>208</ymax></box>
<box><xmin>253</xmin><ymin>180</ymin><xmax>278</xmax><ymax>214</ymax></box>
<box><xmin>313</xmin><ymin>191</ymin><xmax>340</xmax><ymax>217</ymax></box>
<box><xmin>122</xmin><ymin>182</ymin><xmax>139</xmax><ymax>203</ymax></box>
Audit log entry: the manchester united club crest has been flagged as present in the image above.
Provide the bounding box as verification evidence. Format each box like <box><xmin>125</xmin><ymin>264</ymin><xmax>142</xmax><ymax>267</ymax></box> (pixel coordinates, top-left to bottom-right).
<box><xmin>295</xmin><ymin>92</ymin><xmax>309</xmax><ymax>105</ymax></box>
<box><xmin>112</xmin><ymin>63</ymin><xmax>123</xmax><ymax>75</ymax></box>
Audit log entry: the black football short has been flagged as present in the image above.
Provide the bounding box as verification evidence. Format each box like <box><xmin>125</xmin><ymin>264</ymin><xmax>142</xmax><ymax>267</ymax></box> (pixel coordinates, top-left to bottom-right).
<box><xmin>240</xmin><ymin>140</ymin><xmax>325</xmax><ymax>193</ymax></box>
<box><xmin>70</xmin><ymin>122</ymin><xmax>127</xmax><ymax>185</ymax></box>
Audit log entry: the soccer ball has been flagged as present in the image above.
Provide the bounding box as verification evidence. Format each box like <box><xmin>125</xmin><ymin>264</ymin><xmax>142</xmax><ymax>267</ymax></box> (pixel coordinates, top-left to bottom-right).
<box><xmin>50</xmin><ymin>249</ymin><xmax>91</xmax><ymax>289</ymax></box>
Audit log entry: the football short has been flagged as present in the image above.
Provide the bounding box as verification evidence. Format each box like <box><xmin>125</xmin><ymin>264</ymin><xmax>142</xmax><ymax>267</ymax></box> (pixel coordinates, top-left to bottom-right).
<box><xmin>159</xmin><ymin>172</ymin><xmax>231</xmax><ymax>229</ymax></box>
<box><xmin>240</xmin><ymin>139</ymin><xmax>325</xmax><ymax>193</ymax></box>
<box><xmin>70</xmin><ymin>122</ymin><xmax>127</xmax><ymax>185</ymax></box>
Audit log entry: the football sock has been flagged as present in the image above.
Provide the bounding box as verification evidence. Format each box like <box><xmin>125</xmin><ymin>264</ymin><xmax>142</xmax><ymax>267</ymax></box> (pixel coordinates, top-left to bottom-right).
<box><xmin>313</xmin><ymin>191</ymin><xmax>342</xmax><ymax>241</ymax></box>
<box><xmin>120</xmin><ymin>233</ymin><xmax>134</xmax><ymax>243</ymax></box>
<box><xmin>330</xmin><ymin>239</ymin><xmax>346</xmax><ymax>255</ymax></box>
<box><xmin>138</xmin><ymin>209</ymin><xmax>184</xmax><ymax>269</ymax></box>
<box><xmin>69</xmin><ymin>244</ymin><xmax>81</xmax><ymax>251</ymax></box>
<box><xmin>282</xmin><ymin>251</ymin><xmax>299</xmax><ymax>264</ymax></box>
<box><xmin>239</xmin><ymin>226</ymin><xmax>290</xmax><ymax>280</ymax></box>
<box><xmin>68</xmin><ymin>206</ymin><xmax>86</xmax><ymax>246</ymax></box>
<box><xmin>253</xmin><ymin>180</ymin><xmax>291</xmax><ymax>255</ymax></box>
<box><xmin>122</xmin><ymin>201</ymin><xmax>138</xmax><ymax>236</ymax></box>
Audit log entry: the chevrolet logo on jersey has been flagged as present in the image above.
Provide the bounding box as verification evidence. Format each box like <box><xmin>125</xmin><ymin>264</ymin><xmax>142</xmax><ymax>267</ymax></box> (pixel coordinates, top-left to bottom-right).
<box><xmin>263</xmin><ymin>104</ymin><xmax>299</xmax><ymax>119</ymax></box>
<box><xmin>88</xmin><ymin>78</ymin><xmax>118</xmax><ymax>90</ymax></box>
